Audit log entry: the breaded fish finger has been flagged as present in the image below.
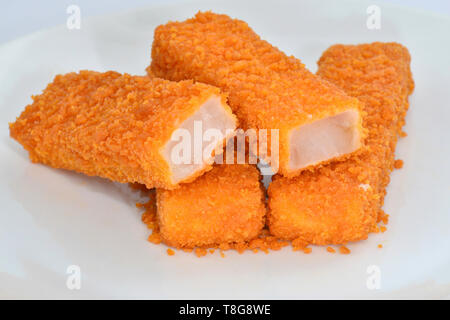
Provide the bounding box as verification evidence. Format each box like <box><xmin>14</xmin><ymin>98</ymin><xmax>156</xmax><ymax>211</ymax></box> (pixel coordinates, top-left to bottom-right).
<box><xmin>268</xmin><ymin>42</ymin><xmax>414</xmax><ymax>244</ymax></box>
<box><xmin>10</xmin><ymin>71</ymin><xmax>237</xmax><ymax>189</ymax></box>
<box><xmin>156</xmin><ymin>162</ymin><xmax>265</xmax><ymax>248</ymax></box>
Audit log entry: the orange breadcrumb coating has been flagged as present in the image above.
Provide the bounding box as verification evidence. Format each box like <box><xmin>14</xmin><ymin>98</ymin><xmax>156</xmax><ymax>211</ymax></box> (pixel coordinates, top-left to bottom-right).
<box><xmin>268</xmin><ymin>42</ymin><xmax>414</xmax><ymax>244</ymax></box>
<box><xmin>149</xmin><ymin>11</ymin><xmax>364</xmax><ymax>176</ymax></box>
<box><xmin>9</xmin><ymin>70</ymin><xmax>235</xmax><ymax>189</ymax></box>
<box><xmin>156</xmin><ymin>162</ymin><xmax>266</xmax><ymax>248</ymax></box>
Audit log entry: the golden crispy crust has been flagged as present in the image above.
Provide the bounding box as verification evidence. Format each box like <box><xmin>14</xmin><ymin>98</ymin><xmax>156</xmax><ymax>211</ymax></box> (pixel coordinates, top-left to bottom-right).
<box><xmin>10</xmin><ymin>70</ymin><xmax>234</xmax><ymax>189</ymax></box>
<box><xmin>268</xmin><ymin>42</ymin><xmax>414</xmax><ymax>244</ymax></box>
<box><xmin>156</xmin><ymin>163</ymin><xmax>266</xmax><ymax>248</ymax></box>
<box><xmin>149</xmin><ymin>11</ymin><xmax>364</xmax><ymax>176</ymax></box>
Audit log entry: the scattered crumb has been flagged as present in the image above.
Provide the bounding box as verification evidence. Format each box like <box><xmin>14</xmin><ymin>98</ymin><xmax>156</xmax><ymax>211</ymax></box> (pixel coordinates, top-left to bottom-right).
<box><xmin>394</xmin><ymin>159</ymin><xmax>404</xmax><ymax>169</ymax></box>
<box><xmin>140</xmin><ymin>189</ymin><xmax>158</xmax><ymax>230</ymax></box>
<box><xmin>148</xmin><ymin>232</ymin><xmax>161</xmax><ymax>245</ymax></box>
<box><xmin>220</xmin><ymin>251</ymin><xmax>225</xmax><ymax>258</ymax></box>
<box><xmin>378</xmin><ymin>244</ymin><xmax>383</xmax><ymax>249</ymax></box>
<box><xmin>235</xmin><ymin>242</ymin><xmax>247</xmax><ymax>254</ymax></box>
<box><xmin>339</xmin><ymin>246</ymin><xmax>351</xmax><ymax>254</ymax></box>
<box><xmin>291</xmin><ymin>237</ymin><xmax>308</xmax><ymax>251</ymax></box>
<box><xmin>380</xmin><ymin>226</ymin><xmax>387</xmax><ymax>233</ymax></box>
<box><xmin>377</xmin><ymin>210</ymin><xmax>389</xmax><ymax>225</ymax></box>
<box><xmin>303</xmin><ymin>247</ymin><xmax>312</xmax><ymax>254</ymax></box>
<box><xmin>167</xmin><ymin>248</ymin><xmax>175</xmax><ymax>256</ymax></box>
<box><xmin>195</xmin><ymin>248</ymin><xmax>208</xmax><ymax>257</ymax></box>
<box><xmin>326</xmin><ymin>247</ymin><xmax>336</xmax><ymax>253</ymax></box>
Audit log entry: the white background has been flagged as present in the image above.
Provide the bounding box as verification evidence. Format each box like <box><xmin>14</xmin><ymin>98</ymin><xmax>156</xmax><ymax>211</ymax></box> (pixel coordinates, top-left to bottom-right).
<box><xmin>1</xmin><ymin>0</ymin><xmax>450</xmax><ymax>44</ymax></box>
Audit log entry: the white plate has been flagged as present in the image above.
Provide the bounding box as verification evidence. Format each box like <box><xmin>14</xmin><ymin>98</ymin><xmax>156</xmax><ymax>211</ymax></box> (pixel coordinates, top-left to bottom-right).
<box><xmin>1</xmin><ymin>0</ymin><xmax>449</xmax><ymax>299</ymax></box>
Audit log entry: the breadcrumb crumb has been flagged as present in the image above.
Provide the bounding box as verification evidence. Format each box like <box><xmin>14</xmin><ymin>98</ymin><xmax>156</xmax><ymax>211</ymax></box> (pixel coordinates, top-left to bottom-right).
<box><xmin>167</xmin><ymin>248</ymin><xmax>175</xmax><ymax>256</ymax></box>
<box><xmin>394</xmin><ymin>159</ymin><xmax>404</xmax><ymax>169</ymax></box>
<box><xmin>195</xmin><ymin>248</ymin><xmax>208</xmax><ymax>257</ymax></box>
<box><xmin>339</xmin><ymin>246</ymin><xmax>351</xmax><ymax>254</ymax></box>
<box><xmin>148</xmin><ymin>232</ymin><xmax>162</xmax><ymax>245</ymax></box>
<box><xmin>377</xmin><ymin>210</ymin><xmax>390</xmax><ymax>225</ymax></box>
